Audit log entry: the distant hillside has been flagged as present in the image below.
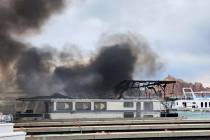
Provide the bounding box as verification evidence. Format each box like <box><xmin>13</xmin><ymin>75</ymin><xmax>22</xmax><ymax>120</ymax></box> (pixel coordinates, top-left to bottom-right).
<box><xmin>164</xmin><ymin>75</ymin><xmax>210</xmax><ymax>96</ymax></box>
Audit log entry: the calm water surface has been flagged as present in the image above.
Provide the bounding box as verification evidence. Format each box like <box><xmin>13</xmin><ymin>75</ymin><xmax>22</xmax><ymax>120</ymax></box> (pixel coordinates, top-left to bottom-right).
<box><xmin>177</xmin><ymin>111</ymin><xmax>210</xmax><ymax>120</ymax></box>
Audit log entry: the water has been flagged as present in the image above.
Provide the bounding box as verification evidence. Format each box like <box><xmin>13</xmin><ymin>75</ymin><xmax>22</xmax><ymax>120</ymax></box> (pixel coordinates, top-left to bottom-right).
<box><xmin>177</xmin><ymin>111</ymin><xmax>210</xmax><ymax>120</ymax></box>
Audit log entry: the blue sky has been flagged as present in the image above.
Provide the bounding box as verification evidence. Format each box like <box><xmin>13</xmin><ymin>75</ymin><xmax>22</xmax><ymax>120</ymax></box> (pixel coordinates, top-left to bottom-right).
<box><xmin>23</xmin><ymin>0</ymin><xmax>210</xmax><ymax>87</ymax></box>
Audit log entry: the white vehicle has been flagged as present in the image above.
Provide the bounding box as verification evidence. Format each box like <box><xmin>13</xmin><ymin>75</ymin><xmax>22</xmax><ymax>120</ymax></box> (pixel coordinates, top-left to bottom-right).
<box><xmin>172</xmin><ymin>88</ymin><xmax>210</xmax><ymax>111</ymax></box>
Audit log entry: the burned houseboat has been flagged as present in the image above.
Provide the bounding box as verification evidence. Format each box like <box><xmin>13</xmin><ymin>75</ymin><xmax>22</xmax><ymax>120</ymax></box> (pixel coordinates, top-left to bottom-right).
<box><xmin>15</xmin><ymin>80</ymin><xmax>177</xmax><ymax>120</ymax></box>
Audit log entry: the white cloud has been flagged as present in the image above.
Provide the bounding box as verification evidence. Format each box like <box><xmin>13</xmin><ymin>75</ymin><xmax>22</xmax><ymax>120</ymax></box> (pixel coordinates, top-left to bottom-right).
<box><xmin>194</xmin><ymin>72</ymin><xmax>210</xmax><ymax>87</ymax></box>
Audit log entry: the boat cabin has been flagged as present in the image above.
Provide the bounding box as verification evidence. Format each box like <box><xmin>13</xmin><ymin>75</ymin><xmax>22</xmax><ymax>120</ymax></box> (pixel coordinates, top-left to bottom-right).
<box><xmin>15</xmin><ymin>94</ymin><xmax>164</xmax><ymax>120</ymax></box>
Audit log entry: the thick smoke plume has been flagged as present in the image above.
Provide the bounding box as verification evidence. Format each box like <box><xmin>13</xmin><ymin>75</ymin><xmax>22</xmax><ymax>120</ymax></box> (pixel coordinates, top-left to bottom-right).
<box><xmin>0</xmin><ymin>0</ymin><xmax>64</xmax><ymax>77</ymax></box>
<box><xmin>16</xmin><ymin>34</ymin><xmax>162</xmax><ymax>98</ymax></box>
<box><xmin>0</xmin><ymin>0</ymin><xmax>162</xmax><ymax>98</ymax></box>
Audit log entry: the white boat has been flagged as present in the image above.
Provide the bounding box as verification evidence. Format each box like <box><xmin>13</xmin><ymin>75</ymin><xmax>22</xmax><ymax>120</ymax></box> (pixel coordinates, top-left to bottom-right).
<box><xmin>172</xmin><ymin>88</ymin><xmax>210</xmax><ymax>111</ymax></box>
<box><xmin>0</xmin><ymin>123</ymin><xmax>25</xmax><ymax>140</ymax></box>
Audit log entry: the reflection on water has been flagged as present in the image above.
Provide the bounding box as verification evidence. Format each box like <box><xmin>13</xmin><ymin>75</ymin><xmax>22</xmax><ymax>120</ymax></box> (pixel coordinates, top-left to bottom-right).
<box><xmin>177</xmin><ymin>111</ymin><xmax>210</xmax><ymax>120</ymax></box>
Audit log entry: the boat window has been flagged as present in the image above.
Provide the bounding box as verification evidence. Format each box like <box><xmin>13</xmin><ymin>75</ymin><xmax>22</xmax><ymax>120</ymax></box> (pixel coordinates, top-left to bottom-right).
<box><xmin>144</xmin><ymin>102</ymin><xmax>153</xmax><ymax>111</ymax></box>
<box><xmin>201</xmin><ymin>102</ymin><xmax>203</xmax><ymax>108</ymax></box>
<box><xmin>182</xmin><ymin>102</ymin><xmax>187</xmax><ymax>108</ymax></box>
<box><xmin>76</xmin><ymin>102</ymin><xmax>91</xmax><ymax>111</ymax></box>
<box><xmin>56</xmin><ymin>102</ymin><xmax>72</xmax><ymax>111</ymax></box>
<box><xmin>94</xmin><ymin>102</ymin><xmax>107</xmax><ymax>110</ymax></box>
<box><xmin>209</xmin><ymin>102</ymin><xmax>210</xmax><ymax>107</ymax></box>
<box><xmin>124</xmin><ymin>112</ymin><xmax>134</xmax><ymax>118</ymax></box>
<box><xmin>192</xmin><ymin>102</ymin><xmax>196</xmax><ymax>104</ymax></box>
<box><xmin>205</xmin><ymin>102</ymin><xmax>207</xmax><ymax>107</ymax></box>
<box><xmin>143</xmin><ymin>115</ymin><xmax>153</xmax><ymax>118</ymax></box>
<box><xmin>176</xmin><ymin>102</ymin><xmax>178</xmax><ymax>105</ymax></box>
<box><xmin>124</xmin><ymin>102</ymin><xmax>134</xmax><ymax>108</ymax></box>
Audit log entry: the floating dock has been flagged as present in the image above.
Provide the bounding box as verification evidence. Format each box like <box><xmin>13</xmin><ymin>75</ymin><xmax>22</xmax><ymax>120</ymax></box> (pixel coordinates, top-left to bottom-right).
<box><xmin>14</xmin><ymin>118</ymin><xmax>210</xmax><ymax>139</ymax></box>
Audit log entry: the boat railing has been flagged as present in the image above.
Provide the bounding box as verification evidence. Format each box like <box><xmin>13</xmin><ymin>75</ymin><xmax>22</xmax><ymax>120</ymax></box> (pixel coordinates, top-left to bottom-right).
<box><xmin>182</xmin><ymin>88</ymin><xmax>196</xmax><ymax>99</ymax></box>
<box><xmin>182</xmin><ymin>88</ymin><xmax>210</xmax><ymax>99</ymax></box>
<box><xmin>194</xmin><ymin>92</ymin><xmax>210</xmax><ymax>99</ymax></box>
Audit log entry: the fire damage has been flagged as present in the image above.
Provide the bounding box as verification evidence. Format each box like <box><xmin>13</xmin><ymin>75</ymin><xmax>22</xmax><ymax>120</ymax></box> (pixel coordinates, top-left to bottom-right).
<box><xmin>15</xmin><ymin>80</ymin><xmax>177</xmax><ymax>120</ymax></box>
<box><xmin>0</xmin><ymin>1</ymin><xmax>167</xmax><ymax>119</ymax></box>
<box><xmin>114</xmin><ymin>80</ymin><xmax>176</xmax><ymax>99</ymax></box>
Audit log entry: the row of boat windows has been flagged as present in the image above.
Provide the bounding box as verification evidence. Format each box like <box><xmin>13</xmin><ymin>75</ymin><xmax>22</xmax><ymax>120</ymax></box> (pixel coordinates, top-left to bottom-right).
<box><xmin>179</xmin><ymin>102</ymin><xmax>210</xmax><ymax>108</ymax></box>
<box><xmin>56</xmin><ymin>102</ymin><xmax>135</xmax><ymax>111</ymax></box>
<box><xmin>177</xmin><ymin>102</ymin><xmax>196</xmax><ymax>106</ymax></box>
<box><xmin>200</xmin><ymin>102</ymin><xmax>210</xmax><ymax>108</ymax></box>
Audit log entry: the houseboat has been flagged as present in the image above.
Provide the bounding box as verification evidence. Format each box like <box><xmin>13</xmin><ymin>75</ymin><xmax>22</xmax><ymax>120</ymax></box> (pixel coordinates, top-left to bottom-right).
<box><xmin>172</xmin><ymin>88</ymin><xmax>210</xmax><ymax>111</ymax></box>
<box><xmin>15</xmin><ymin>80</ymin><xmax>178</xmax><ymax>120</ymax></box>
<box><xmin>15</xmin><ymin>94</ymin><xmax>165</xmax><ymax>120</ymax></box>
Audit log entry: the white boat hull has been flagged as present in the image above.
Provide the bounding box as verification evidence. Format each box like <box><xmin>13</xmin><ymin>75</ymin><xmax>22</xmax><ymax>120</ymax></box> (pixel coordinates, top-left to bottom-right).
<box><xmin>0</xmin><ymin>123</ymin><xmax>25</xmax><ymax>140</ymax></box>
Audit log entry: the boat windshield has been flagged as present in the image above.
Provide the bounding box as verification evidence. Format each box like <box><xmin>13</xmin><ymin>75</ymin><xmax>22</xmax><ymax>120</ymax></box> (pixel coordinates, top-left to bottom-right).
<box><xmin>184</xmin><ymin>92</ymin><xmax>194</xmax><ymax>100</ymax></box>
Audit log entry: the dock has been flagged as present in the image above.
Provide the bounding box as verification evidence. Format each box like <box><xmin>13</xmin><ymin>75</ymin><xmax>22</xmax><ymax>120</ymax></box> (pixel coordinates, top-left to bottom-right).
<box><xmin>14</xmin><ymin>118</ymin><xmax>210</xmax><ymax>139</ymax></box>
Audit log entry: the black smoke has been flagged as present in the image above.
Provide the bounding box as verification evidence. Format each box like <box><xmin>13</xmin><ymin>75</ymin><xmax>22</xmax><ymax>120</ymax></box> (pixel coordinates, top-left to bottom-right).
<box><xmin>0</xmin><ymin>0</ymin><xmax>163</xmax><ymax>98</ymax></box>
<box><xmin>16</xmin><ymin>47</ymin><xmax>62</xmax><ymax>96</ymax></box>
<box><xmin>16</xmin><ymin>34</ymin><xmax>162</xmax><ymax>98</ymax></box>
<box><xmin>0</xmin><ymin>0</ymin><xmax>64</xmax><ymax>76</ymax></box>
<box><xmin>54</xmin><ymin>43</ymin><xmax>137</xmax><ymax>98</ymax></box>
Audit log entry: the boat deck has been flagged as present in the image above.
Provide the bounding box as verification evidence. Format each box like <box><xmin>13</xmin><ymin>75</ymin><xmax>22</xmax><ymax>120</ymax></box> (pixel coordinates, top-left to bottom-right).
<box><xmin>14</xmin><ymin>118</ymin><xmax>210</xmax><ymax>140</ymax></box>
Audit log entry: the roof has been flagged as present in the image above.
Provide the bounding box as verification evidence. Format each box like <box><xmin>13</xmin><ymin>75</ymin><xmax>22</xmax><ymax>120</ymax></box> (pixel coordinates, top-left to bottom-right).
<box><xmin>17</xmin><ymin>93</ymin><xmax>70</xmax><ymax>101</ymax></box>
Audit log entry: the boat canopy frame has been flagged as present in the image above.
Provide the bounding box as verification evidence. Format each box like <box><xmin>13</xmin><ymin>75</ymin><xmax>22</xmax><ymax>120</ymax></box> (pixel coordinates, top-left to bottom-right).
<box><xmin>114</xmin><ymin>80</ymin><xmax>176</xmax><ymax>99</ymax></box>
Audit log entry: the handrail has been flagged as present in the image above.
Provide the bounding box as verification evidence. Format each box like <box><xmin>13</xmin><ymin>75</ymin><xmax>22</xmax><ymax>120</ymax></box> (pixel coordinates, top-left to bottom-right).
<box><xmin>182</xmin><ymin>88</ymin><xmax>196</xmax><ymax>99</ymax></box>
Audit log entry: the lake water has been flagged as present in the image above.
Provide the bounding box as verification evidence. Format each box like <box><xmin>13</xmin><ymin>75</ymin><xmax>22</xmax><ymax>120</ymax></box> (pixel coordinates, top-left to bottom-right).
<box><xmin>177</xmin><ymin>111</ymin><xmax>210</xmax><ymax>120</ymax></box>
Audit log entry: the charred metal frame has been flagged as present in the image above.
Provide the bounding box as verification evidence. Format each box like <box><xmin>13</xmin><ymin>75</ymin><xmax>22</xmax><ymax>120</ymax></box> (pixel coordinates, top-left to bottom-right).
<box><xmin>114</xmin><ymin>80</ymin><xmax>176</xmax><ymax>99</ymax></box>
